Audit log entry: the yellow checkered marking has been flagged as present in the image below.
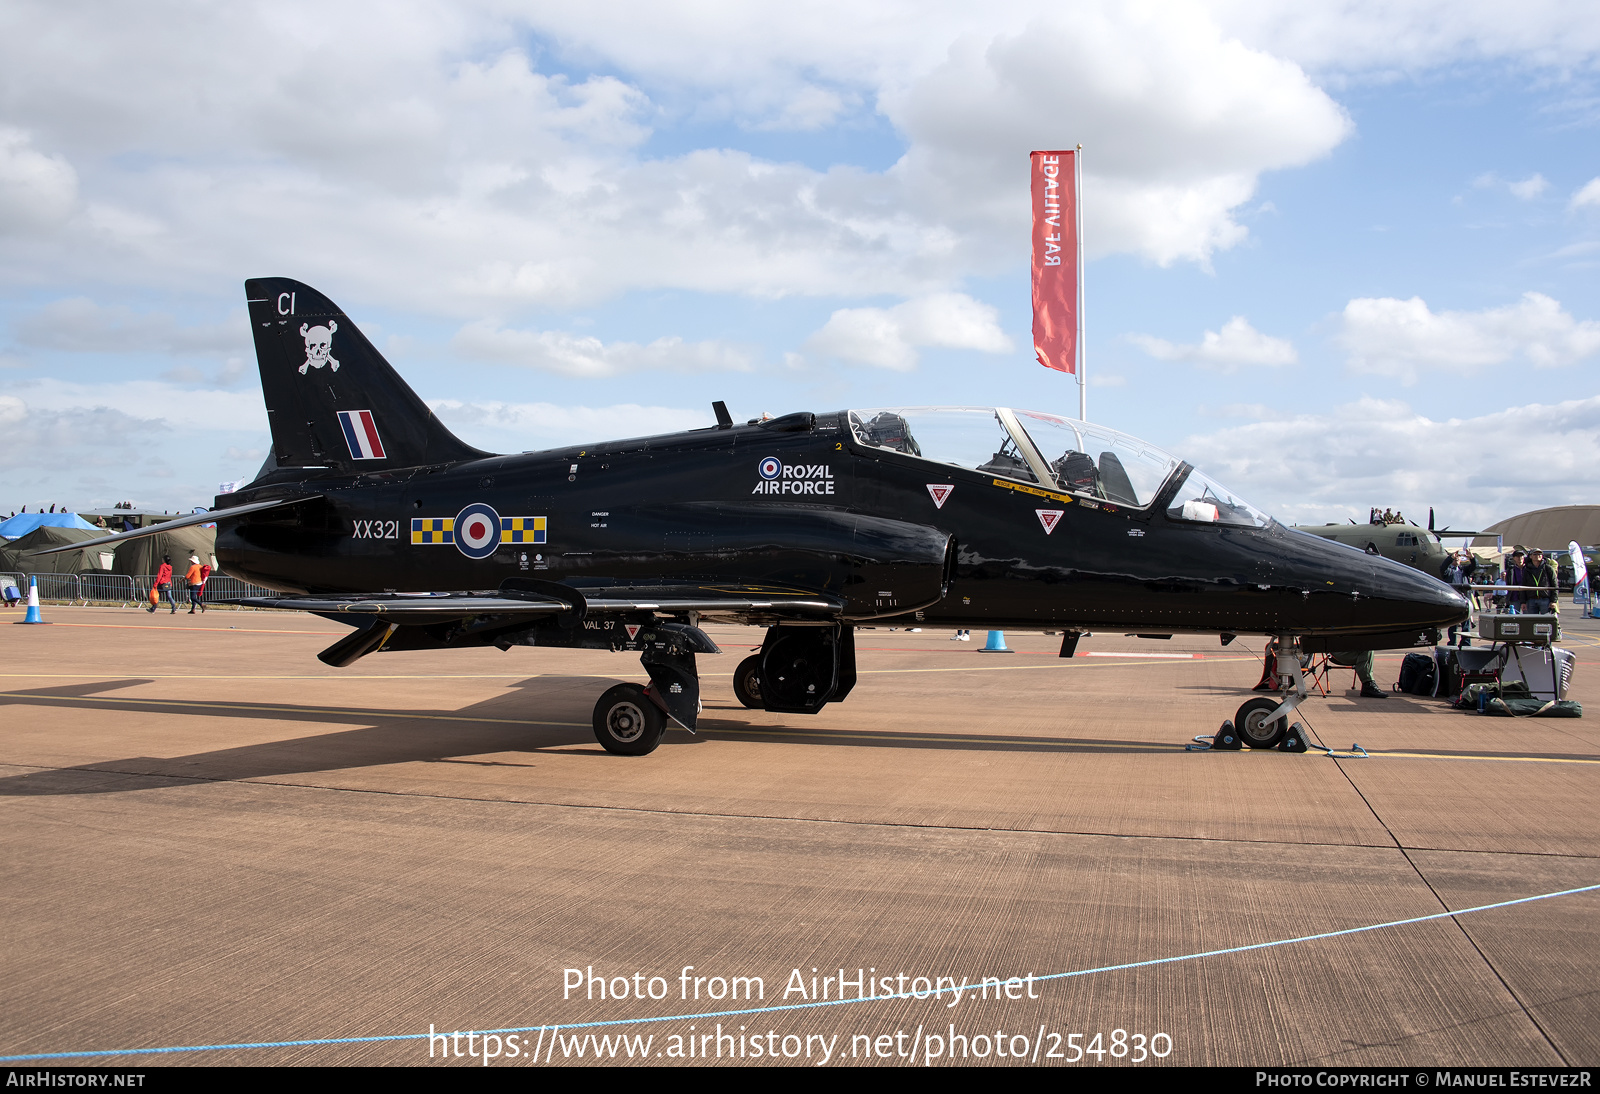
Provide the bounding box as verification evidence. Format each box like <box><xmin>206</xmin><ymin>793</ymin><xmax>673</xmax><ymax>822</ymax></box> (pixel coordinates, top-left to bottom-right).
<box><xmin>410</xmin><ymin>517</ymin><xmax>454</xmax><ymax>544</ymax></box>
<box><xmin>501</xmin><ymin>516</ymin><xmax>547</xmax><ymax>544</ymax></box>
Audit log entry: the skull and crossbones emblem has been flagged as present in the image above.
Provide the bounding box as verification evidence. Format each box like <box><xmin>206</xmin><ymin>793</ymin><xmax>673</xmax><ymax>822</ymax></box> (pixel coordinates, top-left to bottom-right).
<box><xmin>299</xmin><ymin>321</ymin><xmax>340</xmax><ymax>374</ymax></box>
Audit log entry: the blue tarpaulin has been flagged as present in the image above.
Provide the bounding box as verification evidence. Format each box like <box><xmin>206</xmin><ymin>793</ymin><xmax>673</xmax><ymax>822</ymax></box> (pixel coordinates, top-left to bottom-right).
<box><xmin>0</xmin><ymin>512</ymin><xmax>99</xmax><ymax>540</ymax></box>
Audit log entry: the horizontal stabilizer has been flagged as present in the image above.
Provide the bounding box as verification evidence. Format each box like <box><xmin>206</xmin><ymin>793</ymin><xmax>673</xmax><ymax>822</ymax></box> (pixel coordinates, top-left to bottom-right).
<box><xmin>29</xmin><ymin>495</ymin><xmax>322</xmax><ymax>555</ymax></box>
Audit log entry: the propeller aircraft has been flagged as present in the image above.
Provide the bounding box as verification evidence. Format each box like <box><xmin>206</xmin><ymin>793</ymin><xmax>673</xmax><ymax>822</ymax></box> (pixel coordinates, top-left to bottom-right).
<box><xmin>1293</xmin><ymin>509</ymin><xmax>1482</xmax><ymax>579</ymax></box>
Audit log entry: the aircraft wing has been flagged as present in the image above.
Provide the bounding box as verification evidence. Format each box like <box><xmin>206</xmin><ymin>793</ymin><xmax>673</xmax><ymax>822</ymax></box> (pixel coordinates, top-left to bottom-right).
<box><xmin>239</xmin><ymin>593</ymin><xmax>572</xmax><ymax>622</ymax></box>
<box><xmin>240</xmin><ymin>583</ymin><xmax>845</xmax><ymax>624</ymax></box>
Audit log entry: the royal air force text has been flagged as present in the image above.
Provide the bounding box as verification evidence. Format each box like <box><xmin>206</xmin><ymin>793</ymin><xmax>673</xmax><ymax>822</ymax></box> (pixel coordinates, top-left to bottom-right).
<box><xmin>753</xmin><ymin>465</ymin><xmax>835</xmax><ymax>495</ymax></box>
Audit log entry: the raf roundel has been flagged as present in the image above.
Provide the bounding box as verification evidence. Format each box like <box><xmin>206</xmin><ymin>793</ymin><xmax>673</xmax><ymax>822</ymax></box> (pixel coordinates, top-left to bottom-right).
<box><xmin>454</xmin><ymin>502</ymin><xmax>502</xmax><ymax>560</ymax></box>
<box><xmin>758</xmin><ymin>456</ymin><xmax>783</xmax><ymax>481</ymax></box>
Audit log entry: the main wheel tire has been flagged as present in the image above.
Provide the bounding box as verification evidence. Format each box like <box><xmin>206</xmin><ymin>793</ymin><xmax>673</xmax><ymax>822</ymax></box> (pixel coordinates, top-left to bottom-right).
<box><xmin>1234</xmin><ymin>697</ymin><xmax>1288</xmax><ymax>749</ymax></box>
<box><xmin>733</xmin><ymin>655</ymin><xmax>765</xmax><ymax>709</ymax></box>
<box><xmin>593</xmin><ymin>683</ymin><xmax>665</xmax><ymax>755</ymax></box>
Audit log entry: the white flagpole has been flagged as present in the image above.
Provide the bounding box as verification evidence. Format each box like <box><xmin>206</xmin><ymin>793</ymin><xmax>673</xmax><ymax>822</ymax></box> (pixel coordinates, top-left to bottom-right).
<box><xmin>1076</xmin><ymin>144</ymin><xmax>1086</xmax><ymax>421</ymax></box>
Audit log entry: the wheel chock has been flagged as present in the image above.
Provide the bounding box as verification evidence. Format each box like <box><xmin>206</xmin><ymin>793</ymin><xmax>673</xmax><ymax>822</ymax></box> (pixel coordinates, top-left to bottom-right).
<box><xmin>1277</xmin><ymin>723</ymin><xmax>1308</xmax><ymax>753</ymax></box>
<box><xmin>1210</xmin><ymin>720</ymin><xmax>1242</xmax><ymax>750</ymax></box>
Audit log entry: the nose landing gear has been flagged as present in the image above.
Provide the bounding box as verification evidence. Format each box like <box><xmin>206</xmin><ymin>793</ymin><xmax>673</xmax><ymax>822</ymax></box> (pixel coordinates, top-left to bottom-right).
<box><xmin>1234</xmin><ymin>634</ymin><xmax>1308</xmax><ymax>749</ymax></box>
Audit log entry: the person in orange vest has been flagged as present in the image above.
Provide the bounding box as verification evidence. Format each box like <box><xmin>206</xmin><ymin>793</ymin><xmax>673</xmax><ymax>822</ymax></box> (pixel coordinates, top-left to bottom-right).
<box><xmin>185</xmin><ymin>554</ymin><xmax>210</xmax><ymax>614</ymax></box>
<box><xmin>149</xmin><ymin>555</ymin><xmax>175</xmax><ymax>614</ymax></box>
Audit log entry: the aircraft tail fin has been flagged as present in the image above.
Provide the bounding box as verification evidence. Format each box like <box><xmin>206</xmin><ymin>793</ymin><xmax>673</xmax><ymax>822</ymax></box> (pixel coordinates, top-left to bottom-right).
<box><xmin>245</xmin><ymin>278</ymin><xmax>490</xmax><ymax>471</ymax></box>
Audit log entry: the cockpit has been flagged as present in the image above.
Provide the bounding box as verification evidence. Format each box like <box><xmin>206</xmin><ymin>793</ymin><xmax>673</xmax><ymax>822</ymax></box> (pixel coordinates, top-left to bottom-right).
<box><xmin>847</xmin><ymin>407</ymin><xmax>1272</xmax><ymax>528</ymax></box>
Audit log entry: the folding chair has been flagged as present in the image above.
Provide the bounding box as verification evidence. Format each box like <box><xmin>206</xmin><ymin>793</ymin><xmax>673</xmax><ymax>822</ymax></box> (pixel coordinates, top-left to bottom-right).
<box><xmin>1307</xmin><ymin>654</ymin><xmax>1362</xmax><ymax>695</ymax></box>
<box><xmin>1304</xmin><ymin>655</ymin><xmax>1331</xmax><ymax>696</ymax></box>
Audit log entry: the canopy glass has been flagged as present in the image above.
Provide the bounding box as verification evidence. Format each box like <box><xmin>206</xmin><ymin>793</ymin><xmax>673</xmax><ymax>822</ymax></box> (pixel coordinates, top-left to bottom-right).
<box><xmin>847</xmin><ymin>407</ymin><xmax>1272</xmax><ymax>527</ymax></box>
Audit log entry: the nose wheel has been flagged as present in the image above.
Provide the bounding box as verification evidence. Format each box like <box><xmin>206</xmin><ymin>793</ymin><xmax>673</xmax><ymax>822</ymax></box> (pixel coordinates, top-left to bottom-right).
<box><xmin>593</xmin><ymin>683</ymin><xmax>666</xmax><ymax>755</ymax></box>
<box><xmin>1234</xmin><ymin>697</ymin><xmax>1288</xmax><ymax>749</ymax></box>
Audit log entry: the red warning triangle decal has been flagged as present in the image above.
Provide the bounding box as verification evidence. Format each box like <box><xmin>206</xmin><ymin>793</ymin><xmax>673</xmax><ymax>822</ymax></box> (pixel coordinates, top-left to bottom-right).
<box><xmin>625</xmin><ymin>624</ymin><xmax>641</xmax><ymax>640</ymax></box>
<box><xmin>1036</xmin><ymin>509</ymin><xmax>1063</xmax><ymax>534</ymax></box>
<box><xmin>926</xmin><ymin>484</ymin><xmax>954</xmax><ymax>509</ymax></box>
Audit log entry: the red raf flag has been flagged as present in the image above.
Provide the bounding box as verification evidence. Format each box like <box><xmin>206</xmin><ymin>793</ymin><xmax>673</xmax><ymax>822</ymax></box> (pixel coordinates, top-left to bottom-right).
<box><xmin>1031</xmin><ymin>150</ymin><xmax>1078</xmax><ymax>374</ymax></box>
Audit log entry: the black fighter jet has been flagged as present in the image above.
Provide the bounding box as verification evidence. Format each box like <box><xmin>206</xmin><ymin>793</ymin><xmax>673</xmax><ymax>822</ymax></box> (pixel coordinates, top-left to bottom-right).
<box><xmin>50</xmin><ymin>278</ymin><xmax>1468</xmax><ymax>755</ymax></box>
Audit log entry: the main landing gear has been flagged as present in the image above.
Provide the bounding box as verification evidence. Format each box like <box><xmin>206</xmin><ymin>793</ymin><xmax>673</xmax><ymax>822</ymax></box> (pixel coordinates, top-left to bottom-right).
<box><xmin>587</xmin><ymin>622</ymin><xmax>717</xmax><ymax>756</ymax></box>
<box><xmin>593</xmin><ymin>684</ymin><xmax>666</xmax><ymax>756</ymax></box>
<box><xmin>586</xmin><ymin>622</ymin><xmax>856</xmax><ymax>754</ymax></box>
<box><xmin>1232</xmin><ymin>635</ymin><xmax>1308</xmax><ymax>749</ymax></box>
<box><xmin>734</xmin><ymin>623</ymin><xmax>855</xmax><ymax>715</ymax></box>
<box><xmin>733</xmin><ymin>655</ymin><xmax>764</xmax><ymax>709</ymax></box>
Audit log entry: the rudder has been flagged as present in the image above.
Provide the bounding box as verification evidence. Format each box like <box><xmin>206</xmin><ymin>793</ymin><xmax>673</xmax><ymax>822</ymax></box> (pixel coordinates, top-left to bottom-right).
<box><xmin>246</xmin><ymin>278</ymin><xmax>489</xmax><ymax>471</ymax></box>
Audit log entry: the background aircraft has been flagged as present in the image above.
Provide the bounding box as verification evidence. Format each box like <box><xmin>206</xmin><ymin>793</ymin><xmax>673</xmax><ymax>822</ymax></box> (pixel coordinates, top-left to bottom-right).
<box><xmin>47</xmin><ymin>279</ymin><xmax>1468</xmax><ymax>756</ymax></box>
<box><xmin>1293</xmin><ymin>510</ymin><xmax>1481</xmax><ymax>577</ymax></box>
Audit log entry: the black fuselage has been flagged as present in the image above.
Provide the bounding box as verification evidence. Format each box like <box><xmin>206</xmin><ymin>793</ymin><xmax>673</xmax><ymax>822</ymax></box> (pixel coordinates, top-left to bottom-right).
<box><xmin>218</xmin><ymin>411</ymin><xmax>1465</xmax><ymax>645</ymax></box>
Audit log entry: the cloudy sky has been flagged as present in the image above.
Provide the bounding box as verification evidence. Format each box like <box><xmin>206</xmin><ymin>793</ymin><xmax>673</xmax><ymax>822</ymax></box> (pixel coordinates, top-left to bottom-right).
<box><xmin>2</xmin><ymin>0</ymin><xmax>1598</xmax><ymax>529</ymax></box>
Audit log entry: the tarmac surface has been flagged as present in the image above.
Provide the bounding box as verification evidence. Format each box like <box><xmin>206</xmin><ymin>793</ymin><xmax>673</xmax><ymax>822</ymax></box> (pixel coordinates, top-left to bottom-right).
<box><xmin>3</xmin><ymin>603</ymin><xmax>1598</xmax><ymax>1068</ymax></box>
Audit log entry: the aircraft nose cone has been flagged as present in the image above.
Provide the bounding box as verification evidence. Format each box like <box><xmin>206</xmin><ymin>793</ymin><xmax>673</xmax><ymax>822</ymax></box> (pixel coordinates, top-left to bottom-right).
<box><xmin>1364</xmin><ymin>556</ymin><xmax>1470</xmax><ymax>631</ymax></box>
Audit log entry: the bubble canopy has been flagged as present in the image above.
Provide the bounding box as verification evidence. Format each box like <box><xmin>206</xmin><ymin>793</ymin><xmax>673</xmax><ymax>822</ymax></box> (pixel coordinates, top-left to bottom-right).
<box><xmin>847</xmin><ymin>407</ymin><xmax>1273</xmax><ymax>528</ymax></box>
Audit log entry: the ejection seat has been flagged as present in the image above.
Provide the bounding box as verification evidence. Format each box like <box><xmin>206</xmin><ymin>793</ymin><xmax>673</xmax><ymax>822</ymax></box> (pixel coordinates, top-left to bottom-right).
<box><xmin>1096</xmin><ymin>451</ymin><xmax>1139</xmax><ymax>505</ymax></box>
<box><xmin>860</xmin><ymin>412</ymin><xmax>921</xmax><ymax>456</ymax></box>
<box><xmin>975</xmin><ymin>438</ymin><xmax>1036</xmax><ymax>481</ymax></box>
<box><xmin>1051</xmin><ymin>451</ymin><xmax>1100</xmax><ymax>496</ymax></box>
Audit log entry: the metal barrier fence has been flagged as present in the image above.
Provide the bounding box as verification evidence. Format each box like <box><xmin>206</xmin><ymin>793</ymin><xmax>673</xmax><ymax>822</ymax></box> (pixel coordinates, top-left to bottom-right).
<box><xmin>0</xmin><ymin>572</ymin><xmax>276</xmax><ymax>606</ymax></box>
<box><xmin>199</xmin><ymin>576</ymin><xmax>277</xmax><ymax>602</ymax></box>
<box><xmin>32</xmin><ymin>573</ymin><xmax>83</xmax><ymax>602</ymax></box>
<box><xmin>79</xmin><ymin>573</ymin><xmax>137</xmax><ymax>603</ymax></box>
<box><xmin>132</xmin><ymin>574</ymin><xmax>276</xmax><ymax>604</ymax></box>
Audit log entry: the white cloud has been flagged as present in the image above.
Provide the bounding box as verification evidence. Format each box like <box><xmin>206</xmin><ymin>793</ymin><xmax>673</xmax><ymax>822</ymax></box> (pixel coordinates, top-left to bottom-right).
<box><xmin>804</xmin><ymin>292</ymin><xmax>1013</xmax><ymax>370</ymax></box>
<box><xmin>5</xmin><ymin>378</ymin><xmax>265</xmax><ymax>432</ymax></box>
<box><xmin>1205</xmin><ymin>1</ymin><xmax>1600</xmax><ymax>73</ymax></box>
<box><xmin>427</xmin><ymin>399</ymin><xmax>709</xmax><ymax>451</ymax></box>
<box><xmin>0</xmin><ymin>380</ymin><xmax>276</xmax><ymax>510</ymax></box>
<box><xmin>1129</xmin><ymin>316</ymin><xmax>1297</xmax><ymax>369</ymax></box>
<box><xmin>1338</xmin><ymin>292</ymin><xmax>1600</xmax><ymax>383</ymax></box>
<box><xmin>883</xmin><ymin>10</ymin><xmax>1350</xmax><ymax>268</ymax></box>
<box><xmin>1180</xmin><ymin>395</ymin><xmax>1600</xmax><ymax>530</ymax></box>
<box><xmin>0</xmin><ymin>1</ymin><xmax>1355</xmax><ymax>308</ymax></box>
<box><xmin>1572</xmin><ymin>177</ymin><xmax>1600</xmax><ymax>210</ymax></box>
<box><xmin>1474</xmin><ymin>172</ymin><xmax>1551</xmax><ymax>200</ymax></box>
<box><xmin>0</xmin><ymin>394</ymin><xmax>166</xmax><ymax>477</ymax></box>
<box><xmin>753</xmin><ymin>85</ymin><xmax>856</xmax><ymax>132</ymax></box>
<box><xmin>451</xmin><ymin>323</ymin><xmax>756</xmax><ymax>377</ymax></box>
<box><xmin>1508</xmin><ymin>173</ymin><xmax>1548</xmax><ymax>200</ymax></box>
<box><xmin>0</xmin><ymin>128</ymin><xmax>77</xmax><ymax>235</ymax></box>
<box><xmin>14</xmin><ymin>298</ymin><xmax>247</xmax><ymax>356</ymax></box>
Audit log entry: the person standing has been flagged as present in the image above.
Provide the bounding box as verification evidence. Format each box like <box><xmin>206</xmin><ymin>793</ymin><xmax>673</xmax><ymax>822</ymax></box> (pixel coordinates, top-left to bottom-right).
<box><xmin>1504</xmin><ymin>548</ymin><xmax>1526</xmax><ymax>614</ymax></box>
<box><xmin>1441</xmin><ymin>549</ymin><xmax>1476</xmax><ymax>646</ymax></box>
<box><xmin>149</xmin><ymin>555</ymin><xmax>176</xmax><ymax>614</ymax></box>
<box><xmin>184</xmin><ymin>554</ymin><xmax>209</xmax><ymax>614</ymax></box>
<box><xmin>1525</xmin><ymin>548</ymin><xmax>1558</xmax><ymax>614</ymax></box>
